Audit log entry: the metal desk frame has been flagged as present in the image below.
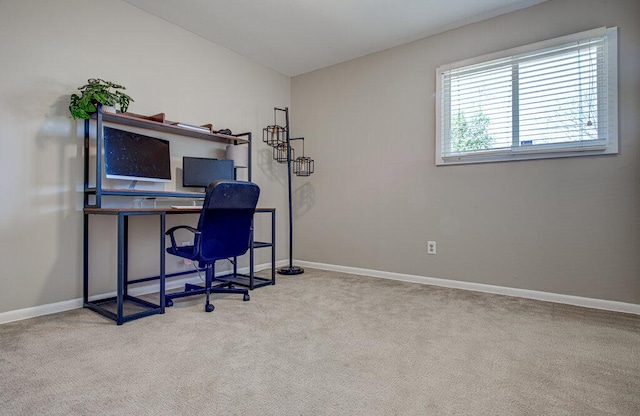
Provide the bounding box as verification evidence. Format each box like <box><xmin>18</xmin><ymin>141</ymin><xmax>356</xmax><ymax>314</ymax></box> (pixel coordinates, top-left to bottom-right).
<box><xmin>83</xmin><ymin>207</ymin><xmax>275</xmax><ymax>325</ymax></box>
<box><xmin>228</xmin><ymin>208</ymin><xmax>276</xmax><ymax>290</ymax></box>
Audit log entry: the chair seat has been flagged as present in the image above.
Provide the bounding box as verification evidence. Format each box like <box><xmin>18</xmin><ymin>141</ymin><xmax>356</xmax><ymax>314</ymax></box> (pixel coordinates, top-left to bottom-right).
<box><xmin>167</xmin><ymin>245</ymin><xmax>197</xmax><ymax>260</ymax></box>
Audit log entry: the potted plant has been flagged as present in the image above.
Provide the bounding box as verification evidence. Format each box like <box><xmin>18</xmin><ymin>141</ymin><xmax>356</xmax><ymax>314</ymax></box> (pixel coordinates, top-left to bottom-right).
<box><xmin>69</xmin><ymin>78</ymin><xmax>134</xmax><ymax>119</ymax></box>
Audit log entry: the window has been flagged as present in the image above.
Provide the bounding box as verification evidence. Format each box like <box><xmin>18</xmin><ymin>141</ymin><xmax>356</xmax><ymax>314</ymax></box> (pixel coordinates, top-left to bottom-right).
<box><xmin>436</xmin><ymin>27</ymin><xmax>618</xmax><ymax>165</ymax></box>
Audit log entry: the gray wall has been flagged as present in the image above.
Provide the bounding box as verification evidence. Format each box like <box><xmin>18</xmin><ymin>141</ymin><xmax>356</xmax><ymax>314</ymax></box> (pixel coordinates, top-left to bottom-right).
<box><xmin>291</xmin><ymin>0</ymin><xmax>640</xmax><ymax>304</ymax></box>
<box><xmin>0</xmin><ymin>0</ymin><xmax>290</xmax><ymax>314</ymax></box>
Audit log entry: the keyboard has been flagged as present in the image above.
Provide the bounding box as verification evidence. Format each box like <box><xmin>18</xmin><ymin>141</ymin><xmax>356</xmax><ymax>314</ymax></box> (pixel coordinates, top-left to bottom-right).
<box><xmin>170</xmin><ymin>205</ymin><xmax>202</xmax><ymax>209</ymax></box>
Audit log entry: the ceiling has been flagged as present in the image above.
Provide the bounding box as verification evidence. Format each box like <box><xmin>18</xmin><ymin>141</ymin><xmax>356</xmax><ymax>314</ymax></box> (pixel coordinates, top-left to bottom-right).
<box><xmin>123</xmin><ymin>0</ymin><xmax>547</xmax><ymax>76</ymax></box>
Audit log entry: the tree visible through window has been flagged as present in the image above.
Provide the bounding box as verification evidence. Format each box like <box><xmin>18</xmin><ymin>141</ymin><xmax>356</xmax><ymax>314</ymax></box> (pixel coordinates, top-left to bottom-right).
<box><xmin>450</xmin><ymin>110</ymin><xmax>494</xmax><ymax>152</ymax></box>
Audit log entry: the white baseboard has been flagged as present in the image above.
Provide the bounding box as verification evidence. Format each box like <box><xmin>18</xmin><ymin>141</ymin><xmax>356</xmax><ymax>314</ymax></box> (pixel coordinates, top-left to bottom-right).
<box><xmin>0</xmin><ymin>262</ymin><xmax>278</xmax><ymax>325</ymax></box>
<box><xmin>296</xmin><ymin>260</ymin><xmax>640</xmax><ymax>316</ymax></box>
<box><xmin>0</xmin><ymin>298</ymin><xmax>85</xmax><ymax>326</ymax></box>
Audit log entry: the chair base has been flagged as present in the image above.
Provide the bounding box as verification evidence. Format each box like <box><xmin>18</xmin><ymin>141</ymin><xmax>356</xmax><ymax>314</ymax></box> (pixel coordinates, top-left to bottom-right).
<box><xmin>278</xmin><ymin>266</ymin><xmax>304</xmax><ymax>275</ymax></box>
<box><xmin>165</xmin><ymin>281</ymin><xmax>249</xmax><ymax>309</ymax></box>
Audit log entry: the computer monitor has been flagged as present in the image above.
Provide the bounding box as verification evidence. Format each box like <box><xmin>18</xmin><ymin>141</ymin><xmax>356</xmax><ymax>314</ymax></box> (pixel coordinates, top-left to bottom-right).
<box><xmin>103</xmin><ymin>127</ymin><xmax>172</xmax><ymax>183</ymax></box>
<box><xmin>182</xmin><ymin>157</ymin><xmax>235</xmax><ymax>189</ymax></box>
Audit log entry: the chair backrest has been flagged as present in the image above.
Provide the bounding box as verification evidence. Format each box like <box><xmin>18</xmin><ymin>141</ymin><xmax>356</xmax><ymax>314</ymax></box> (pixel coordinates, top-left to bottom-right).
<box><xmin>197</xmin><ymin>180</ymin><xmax>260</xmax><ymax>262</ymax></box>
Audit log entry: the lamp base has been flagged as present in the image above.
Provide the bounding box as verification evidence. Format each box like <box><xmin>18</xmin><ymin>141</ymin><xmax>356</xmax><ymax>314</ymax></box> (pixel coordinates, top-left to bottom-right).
<box><xmin>277</xmin><ymin>266</ymin><xmax>304</xmax><ymax>275</ymax></box>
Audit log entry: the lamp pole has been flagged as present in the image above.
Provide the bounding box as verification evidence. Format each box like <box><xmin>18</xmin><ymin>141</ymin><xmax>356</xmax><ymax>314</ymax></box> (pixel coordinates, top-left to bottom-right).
<box><xmin>277</xmin><ymin>107</ymin><xmax>304</xmax><ymax>275</ymax></box>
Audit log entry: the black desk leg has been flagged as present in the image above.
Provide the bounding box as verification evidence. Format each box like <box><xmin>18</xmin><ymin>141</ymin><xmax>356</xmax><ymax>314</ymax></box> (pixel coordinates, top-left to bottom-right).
<box><xmin>123</xmin><ymin>215</ymin><xmax>129</xmax><ymax>297</ymax></box>
<box><xmin>160</xmin><ymin>213</ymin><xmax>166</xmax><ymax>312</ymax></box>
<box><xmin>250</xmin><ymin>228</ymin><xmax>255</xmax><ymax>290</ymax></box>
<box><xmin>117</xmin><ymin>213</ymin><xmax>125</xmax><ymax>325</ymax></box>
<box><xmin>272</xmin><ymin>210</ymin><xmax>276</xmax><ymax>284</ymax></box>
<box><xmin>83</xmin><ymin>213</ymin><xmax>89</xmax><ymax>304</ymax></box>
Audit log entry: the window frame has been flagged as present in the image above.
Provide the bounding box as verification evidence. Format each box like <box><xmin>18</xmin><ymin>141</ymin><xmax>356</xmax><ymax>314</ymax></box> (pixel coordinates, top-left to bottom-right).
<box><xmin>435</xmin><ymin>27</ymin><xmax>618</xmax><ymax>166</ymax></box>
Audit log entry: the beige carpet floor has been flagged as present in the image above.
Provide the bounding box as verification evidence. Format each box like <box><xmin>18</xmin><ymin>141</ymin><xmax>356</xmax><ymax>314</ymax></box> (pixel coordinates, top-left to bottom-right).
<box><xmin>1</xmin><ymin>268</ymin><xmax>639</xmax><ymax>415</ymax></box>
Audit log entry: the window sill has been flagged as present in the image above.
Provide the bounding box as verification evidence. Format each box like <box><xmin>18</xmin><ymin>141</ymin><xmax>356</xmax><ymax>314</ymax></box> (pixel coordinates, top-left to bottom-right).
<box><xmin>438</xmin><ymin>145</ymin><xmax>616</xmax><ymax>166</ymax></box>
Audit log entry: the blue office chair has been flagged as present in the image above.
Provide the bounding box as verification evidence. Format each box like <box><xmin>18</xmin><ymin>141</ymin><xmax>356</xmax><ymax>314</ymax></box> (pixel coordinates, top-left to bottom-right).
<box><xmin>165</xmin><ymin>180</ymin><xmax>260</xmax><ymax>312</ymax></box>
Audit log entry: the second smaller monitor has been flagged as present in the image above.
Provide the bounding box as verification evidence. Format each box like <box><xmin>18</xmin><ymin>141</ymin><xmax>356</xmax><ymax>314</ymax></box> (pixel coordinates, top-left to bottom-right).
<box><xmin>183</xmin><ymin>157</ymin><xmax>235</xmax><ymax>189</ymax></box>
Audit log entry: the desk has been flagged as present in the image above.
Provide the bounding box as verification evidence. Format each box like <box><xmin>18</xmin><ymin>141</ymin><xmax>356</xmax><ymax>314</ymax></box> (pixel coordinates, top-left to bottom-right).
<box><xmin>83</xmin><ymin>207</ymin><xmax>275</xmax><ymax>324</ymax></box>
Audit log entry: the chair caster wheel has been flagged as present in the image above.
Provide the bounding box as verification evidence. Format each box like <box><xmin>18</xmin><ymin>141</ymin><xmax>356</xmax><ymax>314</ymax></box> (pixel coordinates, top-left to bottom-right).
<box><xmin>243</xmin><ymin>294</ymin><xmax>250</xmax><ymax>301</ymax></box>
<box><xmin>166</xmin><ymin>299</ymin><xmax>173</xmax><ymax>307</ymax></box>
<box><xmin>205</xmin><ymin>304</ymin><xmax>214</xmax><ymax>312</ymax></box>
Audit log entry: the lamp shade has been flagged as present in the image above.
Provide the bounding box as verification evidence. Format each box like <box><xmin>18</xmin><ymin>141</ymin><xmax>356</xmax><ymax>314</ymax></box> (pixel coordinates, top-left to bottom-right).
<box><xmin>226</xmin><ymin>145</ymin><xmax>248</xmax><ymax>168</ymax></box>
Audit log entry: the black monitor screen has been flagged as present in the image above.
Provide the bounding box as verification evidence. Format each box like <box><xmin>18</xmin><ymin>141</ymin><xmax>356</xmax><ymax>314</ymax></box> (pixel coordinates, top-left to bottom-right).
<box><xmin>182</xmin><ymin>157</ymin><xmax>234</xmax><ymax>188</ymax></box>
<box><xmin>103</xmin><ymin>127</ymin><xmax>171</xmax><ymax>183</ymax></box>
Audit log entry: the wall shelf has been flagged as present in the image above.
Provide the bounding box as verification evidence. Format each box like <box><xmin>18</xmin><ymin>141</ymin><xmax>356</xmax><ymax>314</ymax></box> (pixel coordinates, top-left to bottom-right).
<box><xmin>96</xmin><ymin>111</ymin><xmax>249</xmax><ymax>144</ymax></box>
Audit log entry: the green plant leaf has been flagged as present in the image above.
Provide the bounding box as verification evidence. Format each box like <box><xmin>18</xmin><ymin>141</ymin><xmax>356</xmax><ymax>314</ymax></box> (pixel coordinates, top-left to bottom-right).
<box><xmin>69</xmin><ymin>78</ymin><xmax>134</xmax><ymax>118</ymax></box>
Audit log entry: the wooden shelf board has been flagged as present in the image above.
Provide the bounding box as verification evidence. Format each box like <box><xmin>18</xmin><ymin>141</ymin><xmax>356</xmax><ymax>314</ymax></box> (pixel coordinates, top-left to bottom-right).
<box><xmin>96</xmin><ymin>111</ymin><xmax>248</xmax><ymax>144</ymax></box>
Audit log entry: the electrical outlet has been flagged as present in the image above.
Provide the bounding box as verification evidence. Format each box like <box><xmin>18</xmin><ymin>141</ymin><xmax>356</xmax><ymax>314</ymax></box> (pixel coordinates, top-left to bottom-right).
<box><xmin>427</xmin><ymin>241</ymin><xmax>437</xmax><ymax>255</ymax></box>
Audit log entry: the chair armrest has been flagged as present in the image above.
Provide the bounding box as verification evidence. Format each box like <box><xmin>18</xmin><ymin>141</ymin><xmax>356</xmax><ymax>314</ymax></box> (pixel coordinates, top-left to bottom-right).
<box><xmin>165</xmin><ymin>225</ymin><xmax>202</xmax><ymax>255</ymax></box>
<box><xmin>166</xmin><ymin>225</ymin><xmax>199</xmax><ymax>236</ymax></box>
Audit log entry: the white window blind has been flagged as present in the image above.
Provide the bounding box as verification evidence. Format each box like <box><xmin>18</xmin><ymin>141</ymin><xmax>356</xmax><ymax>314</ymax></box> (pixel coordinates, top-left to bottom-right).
<box><xmin>436</xmin><ymin>27</ymin><xmax>618</xmax><ymax>165</ymax></box>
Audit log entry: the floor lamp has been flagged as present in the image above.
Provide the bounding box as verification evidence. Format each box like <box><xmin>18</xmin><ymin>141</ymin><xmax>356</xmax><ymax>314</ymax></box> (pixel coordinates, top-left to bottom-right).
<box><xmin>263</xmin><ymin>107</ymin><xmax>314</xmax><ymax>275</ymax></box>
